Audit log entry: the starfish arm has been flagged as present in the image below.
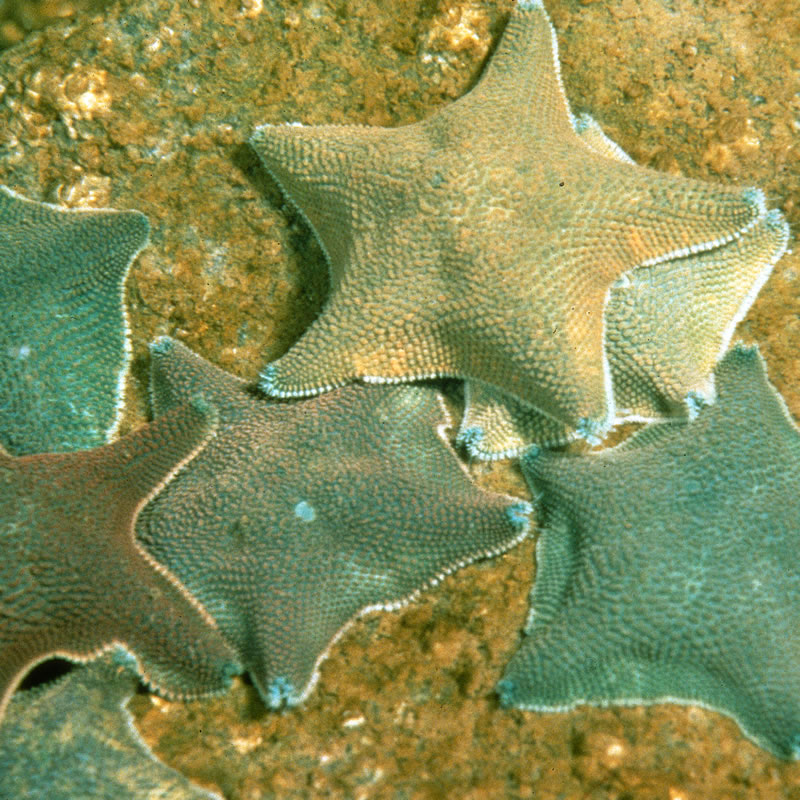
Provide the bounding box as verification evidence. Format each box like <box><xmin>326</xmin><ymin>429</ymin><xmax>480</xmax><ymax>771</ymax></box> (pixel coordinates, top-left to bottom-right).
<box><xmin>555</xmin><ymin>165</ymin><xmax>767</xmax><ymax>284</ymax></box>
<box><xmin>250</xmin><ymin>122</ymin><xmax>427</xmax><ymax>285</ymax></box>
<box><xmin>608</xmin><ymin>209</ymin><xmax>790</xmax><ymax>419</ymax></box>
<box><xmin>83</xmin><ymin>396</ymin><xmax>219</xmax><ymax>510</ymax></box>
<box><xmin>572</xmin><ymin>114</ymin><xmax>636</xmax><ymax>164</ymax></box>
<box><xmin>445</xmin><ymin>0</ymin><xmax>578</xmax><ymax>141</ymax></box>
<box><xmin>148</xmin><ymin>336</ymin><xmax>249</xmax><ymax>417</ymax></box>
<box><xmin>0</xmin><ymin>186</ymin><xmax>149</xmax><ymax>454</ymax></box>
<box><xmin>0</xmin><ymin>659</ymin><xmax>224</xmax><ymax>798</ymax></box>
<box><xmin>258</xmin><ymin>292</ymin><xmax>434</xmax><ymax>398</ymax></box>
<box><xmin>458</xmin><ymin>200</ymin><xmax>789</xmax><ymax>453</ymax></box>
<box><xmin>500</xmin><ymin>615</ymin><xmax>800</xmax><ymax>760</ymax></box>
<box><xmin>78</xmin><ymin>398</ymin><xmax>243</xmax><ymax>700</ymax></box>
<box><xmin>93</xmin><ymin>566</ymin><xmax>241</xmax><ymax>705</ymax></box>
<box><xmin>0</xmin><ymin>399</ymin><xmax>240</xmax><ymax>726</ymax></box>
<box><xmin>709</xmin><ymin>342</ymin><xmax>800</xmax><ymax>435</ymax></box>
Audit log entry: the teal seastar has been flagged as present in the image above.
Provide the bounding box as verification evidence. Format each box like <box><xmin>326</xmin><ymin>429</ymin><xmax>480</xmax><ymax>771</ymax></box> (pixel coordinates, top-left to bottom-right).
<box><xmin>0</xmin><ymin>658</ymin><xmax>223</xmax><ymax>799</ymax></box>
<box><xmin>499</xmin><ymin>344</ymin><xmax>800</xmax><ymax>759</ymax></box>
<box><xmin>0</xmin><ymin>398</ymin><xmax>241</xmax><ymax>725</ymax></box>
<box><xmin>456</xmin><ymin>116</ymin><xmax>789</xmax><ymax>459</ymax></box>
<box><xmin>0</xmin><ymin>186</ymin><xmax>148</xmax><ymax>455</ymax></box>
<box><xmin>137</xmin><ymin>338</ymin><xmax>531</xmax><ymax>708</ymax></box>
<box><xmin>252</xmin><ymin>0</ymin><xmax>769</xmax><ymax>443</ymax></box>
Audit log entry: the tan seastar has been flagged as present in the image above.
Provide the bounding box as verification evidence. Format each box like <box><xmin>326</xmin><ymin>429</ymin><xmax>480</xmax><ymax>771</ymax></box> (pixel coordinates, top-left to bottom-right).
<box><xmin>252</xmin><ymin>0</ymin><xmax>770</xmax><ymax>442</ymax></box>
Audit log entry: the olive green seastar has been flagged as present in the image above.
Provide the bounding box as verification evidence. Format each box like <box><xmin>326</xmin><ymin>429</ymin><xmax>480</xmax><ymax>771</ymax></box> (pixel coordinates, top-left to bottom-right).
<box><xmin>0</xmin><ymin>398</ymin><xmax>241</xmax><ymax>726</ymax></box>
<box><xmin>137</xmin><ymin>337</ymin><xmax>531</xmax><ymax>709</ymax></box>
<box><xmin>499</xmin><ymin>344</ymin><xmax>800</xmax><ymax>759</ymax></box>
<box><xmin>0</xmin><ymin>186</ymin><xmax>149</xmax><ymax>455</ymax></box>
<box><xmin>252</xmin><ymin>0</ymin><xmax>769</xmax><ymax>443</ymax></box>
<box><xmin>0</xmin><ymin>658</ymin><xmax>223</xmax><ymax>799</ymax></box>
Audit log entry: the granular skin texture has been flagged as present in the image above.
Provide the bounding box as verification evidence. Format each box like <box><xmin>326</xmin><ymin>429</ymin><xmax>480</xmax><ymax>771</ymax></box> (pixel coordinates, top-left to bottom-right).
<box><xmin>1</xmin><ymin>0</ymin><xmax>799</xmax><ymax>797</ymax></box>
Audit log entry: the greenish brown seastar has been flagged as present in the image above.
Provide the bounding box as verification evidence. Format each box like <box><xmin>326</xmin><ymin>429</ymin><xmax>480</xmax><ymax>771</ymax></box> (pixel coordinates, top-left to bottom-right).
<box><xmin>0</xmin><ymin>186</ymin><xmax>148</xmax><ymax>455</ymax></box>
<box><xmin>136</xmin><ymin>337</ymin><xmax>531</xmax><ymax>709</ymax></box>
<box><xmin>456</xmin><ymin>114</ymin><xmax>789</xmax><ymax>459</ymax></box>
<box><xmin>252</xmin><ymin>0</ymin><xmax>769</xmax><ymax>443</ymax></box>
<box><xmin>0</xmin><ymin>398</ymin><xmax>241</xmax><ymax>727</ymax></box>
<box><xmin>0</xmin><ymin>658</ymin><xmax>222</xmax><ymax>799</ymax></box>
<box><xmin>499</xmin><ymin>344</ymin><xmax>800</xmax><ymax>759</ymax></box>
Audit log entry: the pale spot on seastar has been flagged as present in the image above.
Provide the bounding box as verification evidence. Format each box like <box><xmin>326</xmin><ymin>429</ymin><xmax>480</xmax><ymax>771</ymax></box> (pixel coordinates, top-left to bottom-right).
<box><xmin>294</xmin><ymin>500</ymin><xmax>316</xmax><ymax>522</ymax></box>
<box><xmin>6</xmin><ymin>345</ymin><xmax>30</xmax><ymax>360</ymax></box>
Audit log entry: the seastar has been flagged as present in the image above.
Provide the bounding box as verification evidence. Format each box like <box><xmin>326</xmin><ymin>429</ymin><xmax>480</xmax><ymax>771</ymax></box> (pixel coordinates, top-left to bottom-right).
<box><xmin>0</xmin><ymin>397</ymin><xmax>241</xmax><ymax>726</ymax></box>
<box><xmin>498</xmin><ymin>343</ymin><xmax>800</xmax><ymax>759</ymax></box>
<box><xmin>136</xmin><ymin>337</ymin><xmax>531</xmax><ymax>708</ymax></box>
<box><xmin>0</xmin><ymin>657</ymin><xmax>223</xmax><ymax>799</ymax></box>
<box><xmin>0</xmin><ymin>186</ymin><xmax>148</xmax><ymax>455</ymax></box>
<box><xmin>251</xmin><ymin>0</ymin><xmax>770</xmax><ymax>443</ymax></box>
